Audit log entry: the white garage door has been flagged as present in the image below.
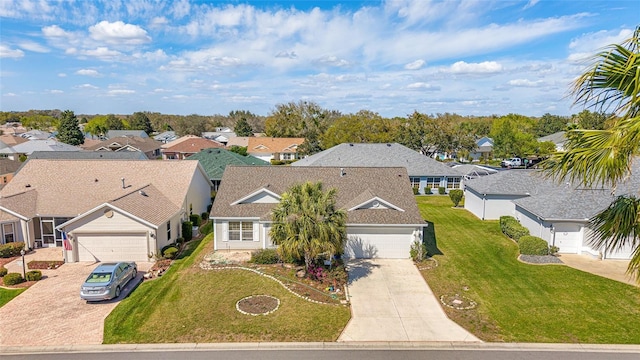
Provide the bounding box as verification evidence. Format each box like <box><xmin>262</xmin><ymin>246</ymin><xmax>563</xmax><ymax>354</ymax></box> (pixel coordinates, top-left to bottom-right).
<box><xmin>554</xmin><ymin>224</ymin><xmax>582</xmax><ymax>254</ymax></box>
<box><xmin>605</xmin><ymin>242</ymin><xmax>634</xmax><ymax>260</ymax></box>
<box><xmin>344</xmin><ymin>227</ymin><xmax>414</xmax><ymax>259</ymax></box>
<box><xmin>76</xmin><ymin>233</ymin><xmax>148</xmax><ymax>262</ymax></box>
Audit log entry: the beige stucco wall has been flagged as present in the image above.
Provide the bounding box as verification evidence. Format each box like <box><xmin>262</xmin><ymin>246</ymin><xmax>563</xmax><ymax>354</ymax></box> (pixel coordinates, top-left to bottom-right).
<box><xmin>185</xmin><ymin>167</ymin><xmax>213</xmax><ymax>220</ymax></box>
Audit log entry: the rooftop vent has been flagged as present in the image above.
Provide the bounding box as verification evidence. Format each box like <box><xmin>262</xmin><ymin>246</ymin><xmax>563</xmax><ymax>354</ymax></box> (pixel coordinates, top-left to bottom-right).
<box><xmin>386</xmin><ymin>143</ymin><xmax>391</xmax><ymax>147</ymax></box>
<box><xmin>121</xmin><ymin>177</ymin><xmax>125</xmax><ymax>189</ymax></box>
<box><xmin>340</xmin><ymin>168</ymin><xmax>346</xmax><ymax>177</ymax></box>
<box><xmin>349</xmin><ymin>143</ymin><xmax>353</xmax><ymax>146</ymax></box>
<box><xmin>139</xmin><ymin>190</ymin><xmax>147</xmax><ymax>197</ymax></box>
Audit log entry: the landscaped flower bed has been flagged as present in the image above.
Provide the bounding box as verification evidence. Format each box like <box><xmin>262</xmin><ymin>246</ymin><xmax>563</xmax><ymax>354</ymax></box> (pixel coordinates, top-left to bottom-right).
<box><xmin>27</xmin><ymin>260</ymin><xmax>64</xmax><ymax>270</ymax></box>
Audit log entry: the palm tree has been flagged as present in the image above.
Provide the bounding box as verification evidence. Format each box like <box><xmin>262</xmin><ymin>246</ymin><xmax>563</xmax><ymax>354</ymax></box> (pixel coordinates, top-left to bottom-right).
<box><xmin>543</xmin><ymin>26</ymin><xmax>640</xmax><ymax>282</ymax></box>
<box><xmin>270</xmin><ymin>181</ymin><xmax>347</xmax><ymax>271</ymax></box>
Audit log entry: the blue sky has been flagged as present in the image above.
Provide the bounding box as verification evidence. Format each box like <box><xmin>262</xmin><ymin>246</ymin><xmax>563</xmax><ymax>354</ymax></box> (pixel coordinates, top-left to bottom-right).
<box><xmin>0</xmin><ymin>0</ymin><xmax>638</xmax><ymax>117</ymax></box>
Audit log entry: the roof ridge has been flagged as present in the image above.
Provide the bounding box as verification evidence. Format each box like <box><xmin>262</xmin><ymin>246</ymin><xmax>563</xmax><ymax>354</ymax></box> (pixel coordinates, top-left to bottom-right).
<box><xmin>110</xmin><ymin>183</ymin><xmax>152</xmax><ymax>202</ymax></box>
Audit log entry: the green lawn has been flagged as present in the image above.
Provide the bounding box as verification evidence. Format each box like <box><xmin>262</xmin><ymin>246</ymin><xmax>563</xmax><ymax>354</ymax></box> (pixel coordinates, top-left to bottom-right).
<box><xmin>0</xmin><ymin>287</ymin><xmax>25</xmax><ymax>307</ymax></box>
<box><xmin>418</xmin><ymin>196</ymin><xmax>640</xmax><ymax>343</ymax></box>
<box><xmin>103</xmin><ymin>234</ymin><xmax>350</xmax><ymax>344</ymax></box>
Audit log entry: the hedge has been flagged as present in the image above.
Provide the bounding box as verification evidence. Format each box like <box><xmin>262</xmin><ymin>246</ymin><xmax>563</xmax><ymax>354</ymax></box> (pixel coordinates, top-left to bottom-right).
<box><xmin>249</xmin><ymin>249</ymin><xmax>280</xmax><ymax>264</ymax></box>
<box><xmin>182</xmin><ymin>221</ymin><xmax>193</xmax><ymax>241</ymax></box>
<box><xmin>189</xmin><ymin>214</ymin><xmax>201</xmax><ymax>227</ymax></box>
<box><xmin>424</xmin><ymin>186</ymin><xmax>432</xmax><ymax>195</ymax></box>
<box><xmin>0</xmin><ymin>242</ymin><xmax>25</xmax><ymax>258</ymax></box>
<box><xmin>499</xmin><ymin>216</ymin><xmax>529</xmax><ymax>242</ymax></box>
<box><xmin>0</xmin><ymin>266</ymin><xmax>7</xmax><ymax>277</ymax></box>
<box><xmin>438</xmin><ymin>186</ymin><xmax>446</xmax><ymax>195</ymax></box>
<box><xmin>519</xmin><ymin>235</ymin><xmax>550</xmax><ymax>255</ymax></box>
<box><xmin>25</xmin><ymin>270</ymin><xmax>42</xmax><ymax>281</ymax></box>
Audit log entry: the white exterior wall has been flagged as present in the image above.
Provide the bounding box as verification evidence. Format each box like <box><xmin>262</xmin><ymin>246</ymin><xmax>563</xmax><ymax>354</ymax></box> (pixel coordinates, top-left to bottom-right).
<box><xmin>248</xmin><ymin>153</ymin><xmax>273</xmax><ymax>162</ymax></box>
<box><xmin>516</xmin><ymin>206</ymin><xmax>553</xmax><ymax>242</ymax></box>
<box><xmin>464</xmin><ymin>188</ymin><xmax>526</xmax><ymax>220</ymax></box>
<box><xmin>65</xmin><ymin>209</ymin><xmax>155</xmax><ymax>262</ymax></box>
<box><xmin>185</xmin><ymin>168</ymin><xmax>213</xmax><ymax>218</ymax></box>
<box><xmin>155</xmin><ymin>212</ymin><xmax>182</xmax><ymax>250</ymax></box>
<box><xmin>464</xmin><ymin>189</ymin><xmax>485</xmax><ymax>219</ymax></box>
<box><xmin>213</xmin><ymin>219</ymin><xmax>263</xmax><ymax>251</ymax></box>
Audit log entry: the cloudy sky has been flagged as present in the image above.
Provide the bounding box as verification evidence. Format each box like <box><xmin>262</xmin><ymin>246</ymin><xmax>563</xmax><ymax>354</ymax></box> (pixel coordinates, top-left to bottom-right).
<box><xmin>0</xmin><ymin>0</ymin><xmax>637</xmax><ymax>117</ymax></box>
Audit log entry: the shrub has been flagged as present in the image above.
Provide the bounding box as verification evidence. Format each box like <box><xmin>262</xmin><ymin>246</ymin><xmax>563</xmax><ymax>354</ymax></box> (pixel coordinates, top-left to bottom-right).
<box><xmin>0</xmin><ymin>266</ymin><xmax>7</xmax><ymax>277</ymax></box>
<box><xmin>449</xmin><ymin>189</ymin><xmax>464</xmax><ymax>207</ymax></box>
<box><xmin>176</xmin><ymin>237</ymin><xmax>185</xmax><ymax>246</ymax></box>
<box><xmin>412</xmin><ymin>187</ymin><xmax>419</xmax><ymax>195</ymax></box>
<box><xmin>182</xmin><ymin>221</ymin><xmax>193</xmax><ymax>241</ymax></box>
<box><xmin>25</xmin><ymin>270</ymin><xmax>42</xmax><ymax>281</ymax></box>
<box><xmin>424</xmin><ymin>186</ymin><xmax>432</xmax><ymax>195</ymax></box>
<box><xmin>499</xmin><ymin>216</ymin><xmax>529</xmax><ymax>241</ymax></box>
<box><xmin>438</xmin><ymin>186</ymin><xmax>446</xmax><ymax>195</ymax></box>
<box><xmin>189</xmin><ymin>214</ymin><xmax>201</xmax><ymax>226</ymax></box>
<box><xmin>3</xmin><ymin>272</ymin><xmax>23</xmax><ymax>286</ymax></box>
<box><xmin>519</xmin><ymin>236</ymin><xmax>550</xmax><ymax>255</ymax></box>
<box><xmin>201</xmin><ymin>212</ymin><xmax>209</xmax><ymax>222</ymax></box>
<box><xmin>409</xmin><ymin>239</ymin><xmax>427</xmax><ymax>262</ymax></box>
<box><xmin>163</xmin><ymin>246</ymin><xmax>178</xmax><ymax>259</ymax></box>
<box><xmin>249</xmin><ymin>248</ymin><xmax>280</xmax><ymax>264</ymax></box>
<box><xmin>0</xmin><ymin>242</ymin><xmax>25</xmax><ymax>258</ymax></box>
<box><xmin>307</xmin><ymin>263</ymin><xmax>327</xmax><ymax>282</ymax></box>
<box><xmin>549</xmin><ymin>245</ymin><xmax>559</xmax><ymax>256</ymax></box>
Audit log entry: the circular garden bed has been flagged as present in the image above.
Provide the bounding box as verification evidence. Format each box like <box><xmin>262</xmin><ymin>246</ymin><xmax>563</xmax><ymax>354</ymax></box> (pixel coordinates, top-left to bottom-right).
<box><xmin>236</xmin><ymin>295</ymin><xmax>280</xmax><ymax>316</ymax></box>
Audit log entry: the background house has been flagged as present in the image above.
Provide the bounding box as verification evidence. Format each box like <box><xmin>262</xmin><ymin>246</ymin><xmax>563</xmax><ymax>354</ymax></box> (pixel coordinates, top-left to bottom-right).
<box><xmin>0</xmin><ymin>139</ymin><xmax>82</xmax><ymax>161</ymax></box>
<box><xmin>106</xmin><ymin>130</ymin><xmax>149</xmax><ymax>139</ymax></box>
<box><xmin>0</xmin><ymin>159</ymin><xmax>22</xmax><ymax>188</ymax></box>
<box><xmin>211</xmin><ymin>166</ymin><xmax>425</xmax><ymax>258</ymax></box>
<box><xmin>469</xmin><ymin>137</ymin><xmax>494</xmax><ymax>162</ymax></box>
<box><xmin>0</xmin><ymin>160</ymin><xmax>211</xmax><ymax>262</ymax></box>
<box><xmin>161</xmin><ymin>136</ymin><xmax>225</xmax><ymax>160</ymax></box>
<box><xmin>463</xmin><ymin>169</ymin><xmax>637</xmax><ymax>260</ymax></box>
<box><xmin>27</xmin><ymin>151</ymin><xmax>149</xmax><ymax>160</ymax></box>
<box><xmin>247</xmin><ymin>137</ymin><xmax>305</xmax><ymax>162</ymax></box>
<box><xmin>292</xmin><ymin>143</ymin><xmax>464</xmax><ymax>194</ymax></box>
<box><xmin>85</xmin><ymin>136</ymin><xmax>162</xmax><ymax>159</ymax></box>
<box><xmin>538</xmin><ymin>131</ymin><xmax>567</xmax><ymax>152</ymax></box>
<box><xmin>185</xmin><ymin>148</ymin><xmax>268</xmax><ymax>191</ymax></box>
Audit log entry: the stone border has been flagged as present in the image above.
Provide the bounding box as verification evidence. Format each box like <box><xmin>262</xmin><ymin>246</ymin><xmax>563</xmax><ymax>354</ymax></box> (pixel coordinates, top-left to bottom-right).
<box><xmin>416</xmin><ymin>257</ymin><xmax>439</xmax><ymax>271</ymax></box>
<box><xmin>439</xmin><ymin>294</ymin><xmax>477</xmax><ymax>310</ymax></box>
<box><xmin>236</xmin><ymin>295</ymin><xmax>280</xmax><ymax>316</ymax></box>
<box><xmin>200</xmin><ymin>261</ymin><xmax>347</xmax><ymax>306</ymax></box>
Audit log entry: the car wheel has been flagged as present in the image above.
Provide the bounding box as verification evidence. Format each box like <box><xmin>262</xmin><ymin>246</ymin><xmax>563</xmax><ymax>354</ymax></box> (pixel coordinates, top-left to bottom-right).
<box><xmin>132</xmin><ymin>268</ymin><xmax>137</xmax><ymax>279</ymax></box>
<box><xmin>115</xmin><ymin>286</ymin><xmax>121</xmax><ymax>298</ymax></box>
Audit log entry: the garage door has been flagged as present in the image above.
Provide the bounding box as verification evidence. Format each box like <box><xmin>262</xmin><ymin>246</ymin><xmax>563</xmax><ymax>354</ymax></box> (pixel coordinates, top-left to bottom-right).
<box><xmin>554</xmin><ymin>224</ymin><xmax>582</xmax><ymax>254</ymax></box>
<box><xmin>76</xmin><ymin>233</ymin><xmax>148</xmax><ymax>262</ymax></box>
<box><xmin>605</xmin><ymin>242</ymin><xmax>634</xmax><ymax>260</ymax></box>
<box><xmin>344</xmin><ymin>227</ymin><xmax>414</xmax><ymax>259</ymax></box>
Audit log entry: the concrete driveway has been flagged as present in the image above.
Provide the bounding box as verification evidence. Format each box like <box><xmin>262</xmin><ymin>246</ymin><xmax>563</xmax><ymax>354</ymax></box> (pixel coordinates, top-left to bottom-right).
<box><xmin>339</xmin><ymin>259</ymin><xmax>480</xmax><ymax>342</ymax></box>
<box><xmin>0</xmin><ymin>261</ymin><xmax>145</xmax><ymax>346</ymax></box>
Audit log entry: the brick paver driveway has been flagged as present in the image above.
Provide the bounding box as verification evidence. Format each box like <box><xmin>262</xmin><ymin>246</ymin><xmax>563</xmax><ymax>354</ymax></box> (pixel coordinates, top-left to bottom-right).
<box><xmin>0</xmin><ymin>262</ymin><xmax>142</xmax><ymax>346</ymax></box>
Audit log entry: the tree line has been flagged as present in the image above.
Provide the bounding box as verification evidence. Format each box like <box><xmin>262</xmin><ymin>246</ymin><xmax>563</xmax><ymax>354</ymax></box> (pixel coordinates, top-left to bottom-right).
<box><xmin>0</xmin><ymin>104</ymin><xmax>609</xmax><ymax>160</ymax></box>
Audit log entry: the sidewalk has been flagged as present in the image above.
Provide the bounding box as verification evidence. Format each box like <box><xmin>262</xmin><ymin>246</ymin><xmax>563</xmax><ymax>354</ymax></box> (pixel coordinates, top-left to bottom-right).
<box><xmin>559</xmin><ymin>254</ymin><xmax>637</xmax><ymax>287</ymax></box>
<box><xmin>2</xmin><ymin>247</ymin><xmax>63</xmax><ymax>275</ymax></box>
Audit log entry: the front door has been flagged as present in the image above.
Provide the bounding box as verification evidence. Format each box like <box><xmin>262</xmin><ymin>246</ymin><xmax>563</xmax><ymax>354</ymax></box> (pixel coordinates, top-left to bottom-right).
<box><xmin>41</xmin><ymin>219</ymin><xmax>56</xmax><ymax>248</ymax></box>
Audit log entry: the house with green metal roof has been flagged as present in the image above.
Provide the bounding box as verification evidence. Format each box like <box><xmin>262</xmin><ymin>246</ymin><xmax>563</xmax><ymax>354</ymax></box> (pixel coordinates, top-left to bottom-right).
<box><xmin>185</xmin><ymin>148</ymin><xmax>269</xmax><ymax>190</ymax></box>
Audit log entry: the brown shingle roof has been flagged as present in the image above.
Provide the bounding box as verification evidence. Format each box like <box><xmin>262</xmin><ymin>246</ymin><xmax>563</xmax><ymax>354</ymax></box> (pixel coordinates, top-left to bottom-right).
<box><xmin>108</xmin><ymin>184</ymin><xmax>180</xmax><ymax>226</ymax></box>
<box><xmin>211</xmin><ymin>166</ymin><xmax>425</xmax><ymax>225</ymax></box>
<box><xmin>0</xmin><ymin>159</ymin><xmax>22</xmax><ymax>175</ymax></box>
<box><xmin>162</xmin><ymin>137</ymin><xmax>224</xmax><ymax>153</ymax></box>
<box><xmin>0</xmin><ymin>160</ymin><xmax>206</xmax><ymax>220</ymax></box>
<box><xmin>247</xmin><ymin>137</ymin><xmax>305</xmax><ymax>154</ymax></box>
<box><xmin>85</xmin><ymin>136</ymin><xmax>162</xmax><ymax>153</ymax></box>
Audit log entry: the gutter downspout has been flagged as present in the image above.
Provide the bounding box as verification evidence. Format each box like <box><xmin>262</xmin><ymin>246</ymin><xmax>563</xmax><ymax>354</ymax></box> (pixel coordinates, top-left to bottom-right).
<box><xmin>481</xmin><ymin>194</ymin><xmax>486</xmax><ymax>220</ymax></box>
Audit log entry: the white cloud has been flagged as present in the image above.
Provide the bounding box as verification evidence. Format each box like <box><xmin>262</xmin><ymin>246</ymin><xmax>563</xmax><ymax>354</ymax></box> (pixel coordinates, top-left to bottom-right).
<box><xmin>507</xmin><ymin>79</ymin><xmax>545</xmax><ymax>87</ymax></box>
<box><xmin>108</xmin><ymin>89</ymin><xmax>135</xmax><ymax>95</ymax></box>
<box><xmin>42</xmin><ymin>25</ymin><xmax>73</xmax><ymax>38</ymax></box>
<box><xmin>18</xmin><ymin>41</ymin><xmax>49</xmax><ymax>53</ymax></box>
<box><xmin>407</xmin><ymin>82</ymin><xmax>440</xmax><ymax>91</ymax></box>
<box><xmin>171</xmin><ymin>0</ymin><xmax>191</xmax><ymax>19</ymax></box>
<box><xmin>315</xmin><ymin>56</ymin><xmax>351</xmax><ymax>67</ymax></box>
<box><xmin>404</xmin><ymin>59</ymin><xmax>425</xmax><ymax>70</ymax></box>
<box><xmin>89</xmin><ymin>21</ymin><xmax>151</xmax><ymax>45</ymax></box>
<box><xmin>58</xmin><ymin>73</ymin><xmax>67</xmax><ymax>77</ymax></box>
<box><xmin>76</xmin><ymin>84</ymin><xmax>99</xmax><ymax>89</ymax></box>
<box><xmin>523</xmin><ymin>0</ymin><xmax>540</xmax><ymax>10</ymax></box>
<box><xmin>46</xmin><ymin>89</ymin><xmax>64</xmax><ymax>94</ymax></box>
<box><xmin>0</xmin><ymin>45</ymin><xmax>24</xmax><ymax>58</ymax></box>
<box><xmin>149</xmin><ymin>16</ymin><xmax>169</xmax><ymax>29</ymax></box>
<box><xmin>567</xmin><ymin>28</ymin><xmax>633</xmax><ymax>63</ymax></box>
<box><xmin>75</xmin><ymin>69</ymin><xmax>100</xmax><ymax>77</ymax></box>
<box><xmin>449</xmin><ymin>61</ymin><xmax>503</xmax><ymax>74</ymax></box>
<box><xmin>79</xmin><ymin>47</ymin><xmax>123</xmax><ymax>60</ymax></box>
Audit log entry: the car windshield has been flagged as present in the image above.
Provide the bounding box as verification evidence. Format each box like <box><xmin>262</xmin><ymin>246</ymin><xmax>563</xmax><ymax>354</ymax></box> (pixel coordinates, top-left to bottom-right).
<box><xmin>85</xmin><ymin>272</ymin><xmax>112</xmax><ymax>283</ymax></box>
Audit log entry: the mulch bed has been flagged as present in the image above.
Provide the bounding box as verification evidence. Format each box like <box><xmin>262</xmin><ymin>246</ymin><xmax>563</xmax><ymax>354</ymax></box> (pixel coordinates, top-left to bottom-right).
<box><xmin>27</xmin><ymin>260</ymin><xmax>64</xmax><ymax>270</ymax></box>
<box><xmin>236</xmin><ymin>295</ymin><xmax>280</xmax><ymax>315</ymax></box>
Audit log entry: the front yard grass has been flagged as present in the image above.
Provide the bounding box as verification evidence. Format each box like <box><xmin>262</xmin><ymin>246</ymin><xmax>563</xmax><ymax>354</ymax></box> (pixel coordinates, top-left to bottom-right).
<box><xmin>0</xmin><ymin>287</ymin><xmax>25</xmax><ymax>308</ymax></box>
<box><xmin>418</xmin><ymin>196</ymin><xmax>640</xmax><ymax>343</ymax></box>
<box><xmin>103</xmin><ymin>234</ymin><xmax>350</xmax><ymax>343</ymax></box>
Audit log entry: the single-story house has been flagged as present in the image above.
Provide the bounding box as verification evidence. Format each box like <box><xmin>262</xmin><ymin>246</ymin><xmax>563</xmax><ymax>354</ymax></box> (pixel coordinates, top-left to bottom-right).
<box><xmin>202</xmin><ymin>127</ymin><xmax>237</xmax><ymax>145</ymax></box>
<box><xmin>0</xmin><ymin>139</ymin><xmax>82</xmax><ymax>161</ymax></box>
<box><xmin>85</xmin><ymin>136</ymin><xmax>162</xmax><ymax>159</ymax></box>
<box><xmin>106</xmin><ymin>130</ymin><xmax>149</xmax><ymax>139</ymax></box>
<box><xmin>464</xmin><ymin>169</ymin><xmax>638</xmax><ymax>259</ymax></box>
<box><xmin>153</xmin><ymin>131</ymin><xmax>178</xmax><ymax>144</ymax></box>
<box><xmin>20</xmin><ymin>130</ymin><xmax>53</xmax><ymax>140</ymax></box>
<box><xmin>226</xmin><ymin>136</ymin><xmax>250</xmax><ymax>148</ymax></box>
<box><xmin>0</xmin><ymin>160</ymin><xmax>212</xmax><ymax>263</ymax></box>
<box><xmin>292</xmin><ymin>143</ymin><xmax>464</xmax><ymax>194</ymax></box>
<box><xmin>538</xmin><ymin>131</ymin><xmax>567</xmax><ymax>152</ymax></box>
<box><xmin>247</xmin><ymin>137</ymin><xmax>305</xmax><ymax>162</ymax></box>
<box><xmin>469</xmin><ymin>136</ymin><xmax>494</xmax><ymax>161</ymax></box>
<box><xmin>161</xmin><ymin>136</ymin><xmax>225</xmax><ymax>160</ymax></box>
<box><xmin>185</xmin><ymin>148</ymin><xmax>269</xmax><ymax>191</ymax></box>
<box><xmin>211</xmin><ymin>166</ymin><xmax>426</xmax><ymax>259</ymax></box>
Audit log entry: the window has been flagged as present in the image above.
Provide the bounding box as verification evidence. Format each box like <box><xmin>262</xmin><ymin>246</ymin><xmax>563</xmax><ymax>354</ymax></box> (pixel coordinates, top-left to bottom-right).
<box><xmin>167</xmin><ymin>221</ymin><xmax>171</xmax><ymax>240</ymax></box>
<box><xmin>2</xmin><ymin>223</ymin><xmax>14</xmax><ymax>243</ymax></box>
<box><xmin>446</xmin><ymin>177</ymin><xmax>461</xmax><ymax>189</ymax></box>
<box><xmin>409</xmin><ymin>177</ymin><xmax>421</xmax><ymax>189</ymax></box>
<box><xmin>426</xmin><ymin>177</ymin><xmax>440</xmax><ymax>188</ymax></box>
<box><xmin>228</xmin><ymin>221</ymin><xmax>253</xmax><ymax>241</ymax></box>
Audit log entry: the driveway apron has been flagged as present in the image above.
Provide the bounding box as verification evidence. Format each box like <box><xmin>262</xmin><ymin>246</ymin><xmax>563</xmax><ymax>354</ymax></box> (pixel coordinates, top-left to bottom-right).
<box><xmin>339</xmin><ymin>259</ymin><xmax>480</xmax><ymax>342</ymax></box>
<box><xmin>0</xmin><ymin>262</ymin><xmax>143</xmax><ymax>346</ymax></box>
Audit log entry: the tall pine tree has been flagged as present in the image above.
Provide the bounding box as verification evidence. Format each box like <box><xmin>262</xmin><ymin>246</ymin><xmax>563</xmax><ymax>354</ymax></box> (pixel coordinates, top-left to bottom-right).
<box><xmin>57</xmin><ymin>110</ymin><xmax>84</xmax><ymax>146</ymax></box>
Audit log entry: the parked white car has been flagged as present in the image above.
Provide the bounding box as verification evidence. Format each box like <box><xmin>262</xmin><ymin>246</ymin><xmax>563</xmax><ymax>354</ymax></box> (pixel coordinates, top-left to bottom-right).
<box><xmin>501</xmin><ymin>157</ymin><xmax>522</xmax><ymax>168</ymax></box>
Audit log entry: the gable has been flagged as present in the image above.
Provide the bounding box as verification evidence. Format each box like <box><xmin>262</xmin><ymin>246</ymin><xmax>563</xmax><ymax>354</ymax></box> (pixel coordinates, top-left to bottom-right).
<box><xmin>231</xmin><ymin>188</ymin><xmax>281</xmax><ymax>205</ymax></box>
<box><xmin>348</xmin><ymin>196</ymin><xmax>405</xmax><ymax>212</ymax></box>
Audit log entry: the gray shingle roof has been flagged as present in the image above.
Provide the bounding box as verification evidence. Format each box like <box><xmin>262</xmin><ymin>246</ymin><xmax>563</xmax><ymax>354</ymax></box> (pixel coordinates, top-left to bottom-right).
<box><xmin>28</xmin><ymin>151</ymin><xmax>148</xmax><ymax>160</ymax></box>
<box><xmin>463</xmin><ymin>169</ymin><xmax>548</xmax><ymax>195</ymax></box>
<box><xmin>106</xmin><ymin>130</ymin><xmax>149</xmax><ymax>139</ymax></box>
<box><xmin>212</xmin><ymin>166</ymin><xmax>425</xmax><ymax>225</ymax></box>
<box><xmin>292</xmin><ymin>143</ymin><xmax>462</xmax><ymax>177</ymax></box>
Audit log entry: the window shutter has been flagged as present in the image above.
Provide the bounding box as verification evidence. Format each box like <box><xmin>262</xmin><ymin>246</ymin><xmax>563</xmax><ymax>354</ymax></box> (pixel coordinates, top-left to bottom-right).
<box><xmin>222</xmin><ymin>222</ymin><xmax>228</xmax><ymax>242</ymax></box>
<box><xmin>253</xmin><ymin>222</ymin><xmax>259</xmax><ymax>242</ymax></box>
